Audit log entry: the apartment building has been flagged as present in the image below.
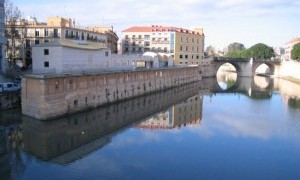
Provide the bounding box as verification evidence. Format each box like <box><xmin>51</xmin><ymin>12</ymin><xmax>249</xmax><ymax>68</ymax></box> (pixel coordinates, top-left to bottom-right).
<box><xmin>121</xmin><ymin>25</ymin><xmax>205</xmax><ymax>65</ymax></box>
<box><xmin>86</xmin><ymin>26</ymin><xmax>118</xmax><ymax>54</ymax></box>
<box><xmin>285</xmin><ymin>37</ymin><xmax>300</xmax><ymax>60</ymax></box>
<box><xmin>5</xmin><ymin>16</ymin><xmax>118</xmax><ymax>67</ymax></box>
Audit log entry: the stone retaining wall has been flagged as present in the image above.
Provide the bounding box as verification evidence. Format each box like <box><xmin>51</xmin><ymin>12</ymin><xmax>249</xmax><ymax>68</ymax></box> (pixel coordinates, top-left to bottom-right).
<box><xmin>22</xmin><ymin>67</ymin><xmax>201</xmax><ymax>120</ymax></box>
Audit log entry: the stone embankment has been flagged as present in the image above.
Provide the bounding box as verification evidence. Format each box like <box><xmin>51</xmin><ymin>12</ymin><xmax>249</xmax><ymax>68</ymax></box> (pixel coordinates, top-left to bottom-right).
<box><xmin>22</xmin><ymin>67</ymin><xmax>201</xmax><ymax>120</ymax></box>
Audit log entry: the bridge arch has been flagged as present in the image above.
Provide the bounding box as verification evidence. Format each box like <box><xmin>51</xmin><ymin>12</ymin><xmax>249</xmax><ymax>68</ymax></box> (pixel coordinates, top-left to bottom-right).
<box><xmin>252</xmin><ymin>62</ymin><xmax>275</xmax><ymax>75</ymax></box>
<box><xmin>216</xmin><ymin>62</ymin><xmax>241</xmax><ymax>75</ymax></box>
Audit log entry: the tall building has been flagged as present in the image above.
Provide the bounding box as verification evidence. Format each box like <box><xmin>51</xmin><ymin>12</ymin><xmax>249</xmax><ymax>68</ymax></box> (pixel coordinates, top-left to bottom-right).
<box><xmin>5</xmin><ymin>16</ymin><xmax>119</xmax><ymax>67</ymax></box>
<box><xmin>121</xmin><ymin>25</ymin><xmax>205</xmax><ymax>65</ymax></box>
<box><xmin>0</xmin><ymin>0</ymin><xmax>5</xmax><ymax>72</ymax></box>
<box><xmin>285</xmin><ymin>37</ymin><xmax>300</xmax><ymax>60</ymax></box>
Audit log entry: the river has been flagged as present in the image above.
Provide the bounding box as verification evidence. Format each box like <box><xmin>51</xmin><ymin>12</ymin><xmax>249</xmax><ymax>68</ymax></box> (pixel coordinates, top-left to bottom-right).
<box><xmin>1</xmin><ymin>73</ymin><xmax>300</xmax><ymax>180</ymax></box>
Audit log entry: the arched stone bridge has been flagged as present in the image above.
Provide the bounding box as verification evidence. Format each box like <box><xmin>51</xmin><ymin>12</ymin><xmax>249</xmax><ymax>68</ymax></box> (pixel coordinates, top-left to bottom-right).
<box><xmin>212</xmin><ymin>57</ymin><xmax>281</xmax><ymax>77</ymax></box>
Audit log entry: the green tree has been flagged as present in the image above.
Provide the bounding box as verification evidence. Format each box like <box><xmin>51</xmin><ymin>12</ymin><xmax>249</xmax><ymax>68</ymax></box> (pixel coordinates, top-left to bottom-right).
<box><xmin>247</xmin><ymin>43</ymin><xmax>274</xmax><ymax>60</ymax></box>
<box><xmin>224</xmin><ymin>42</ymin><xmax>246</xmax><ymax>58</ymax></box>
<box><xmin>225</xmin><ymin>50</ymin><xmax>244</xmax><ymax>58</ymax></box>
<box><xmin>5</xmin><ymin>1</ymin><xmax>24</xmax><ymax>67</ymax></box>
<box><xmin>291</xmin><ymin>43</ymin><xmax>300</xmax><ymax>61</ymax></box>
<box><xmin>228</xmin><ymin>42</ymin><xmax>245</xmax><ymax>52</ymax></box>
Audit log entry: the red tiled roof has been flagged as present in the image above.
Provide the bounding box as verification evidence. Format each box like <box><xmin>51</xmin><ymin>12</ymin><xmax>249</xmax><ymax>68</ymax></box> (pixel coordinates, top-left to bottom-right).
<box><xmin>285</xmin><ymin>37</ymin><xmax>300</xmax><ymax>45</ymax></box>
<box><xmin>122</xmin><ymin>25</ymin><xmax>204</xmax><ymax>35</ymax></box>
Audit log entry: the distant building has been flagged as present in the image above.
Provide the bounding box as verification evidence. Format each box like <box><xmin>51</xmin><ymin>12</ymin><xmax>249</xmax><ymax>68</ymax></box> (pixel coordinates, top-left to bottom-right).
<box><xmin>32</xmin><ymin>39</ymin><xmax>174</xmax><ymax>74</ymax></box>
<box><xmin>86</xmin><ymin>26</ymin><xmax>118</xmax><ymax>54</ymax></box>
<box><xmin>0</xmin><ymin>0</ymin><xmax>5</xmax><ymax>72</ymax></box>
<box><xmin>5</xmin><ymin>16</ymin><xmax>119</xmax><ymax>67</ymax></box>
<box><xmin>273</xmin><ymin>47</ymin><xmax>285</xmax><ymax>60</ymax></box>
<box><xmin>285</xmin><ymin>37</ymin><xmax>300</xmax><ymax>60</ymax></box>
<box><xmin>121</xmin><ymin>25</ymin><xmax>205</xmax><ymax>65</ymax></box>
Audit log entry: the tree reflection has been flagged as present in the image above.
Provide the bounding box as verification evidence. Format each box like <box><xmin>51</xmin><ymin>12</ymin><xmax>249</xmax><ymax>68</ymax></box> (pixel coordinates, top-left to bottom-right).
<box><xmin>288</xmin><ymin>98</ymin><xmax>300</xmax><ymax>109</ymax></box>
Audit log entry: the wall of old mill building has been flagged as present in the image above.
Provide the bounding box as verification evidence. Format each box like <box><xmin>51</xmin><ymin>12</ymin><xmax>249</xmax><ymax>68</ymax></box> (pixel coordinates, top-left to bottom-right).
<box><xmin>22</xmin><ymin>67</ymin><xmax>202</xmax><ymax>120</ymax></box>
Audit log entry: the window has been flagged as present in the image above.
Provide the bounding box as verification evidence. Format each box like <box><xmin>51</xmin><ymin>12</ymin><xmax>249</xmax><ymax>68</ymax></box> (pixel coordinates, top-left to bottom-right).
<box><xmin>55</xmin><ymin>81</ymin><xmax>59</xmax><ymax>89</ymax></box>
<box><xmin>65</xmin><ymin>30</ymin><xmax>69</xmax><ymax>38</ymax></box>
<box><xmin>35</xmin><ymin>30</ymin><xmax>40</xmax><ymax>37</ymax></box>
<box><xmin>25</xmin><ymin>39</ymin><xmax>30</xmax><ymax>48</ymax></box>
<box><xmin>44</xmin><ymin>39</ymin><xmax>49</xmax><ymax>43</ymax></box>
<box><xmin>35</xmin><ymin>39</ymin><xmax>40</xmax><ymax>45</ymax></box>
<box><xmin>180</xmin><ymin>46</ymin><xmax>182</xmax><ymax>51</ymax></box>
<box><xmin>53</xmin><ymin>29</ymin><xmax>58</xmax><ymax>37</ymax></box>
<box><xmin>44</xmin><ymin>29</ymin><xmax>49</xmax><ymax>37</ymax></box>
<box><xmin>144</xmin><ymin>35</ymin><xmax>150</xmax><ymax>40</ymax></box>
<box><xmin>145</xmin><ymin>42</ymin><xmax>150</xmax><ymax>46</ymax></box>
<box><xmin>185</xmin><ymin>55</ymin><xmax>188</xmax><ymax>59</ymax></box>
<box><xmin>180</xmin><ymin>55</ymin><xmax>183</xmax><ymax>59</ymax></box>
<box><xmin>164</xmin><ymin>47</ymin><xmax>168</xmax><ymax>52</ymax></box>
<box><xmin>105</xmin><ymin>51</ymin><xmax>109</xmax><ymax>56</ymax></box>
<box><xmin>44</xmin><ymin>61</ymin><xmax>49</xmax><ymax>67</ymax></box>
<box><xmin>186</xmin><ymin>46</ymin><xmax>188</xmax><ymax>51</ymax></box>
<box><xmin>44</xmin><ymin>49</ymin><xmax>49</xmax><ymax>55</ymax></box>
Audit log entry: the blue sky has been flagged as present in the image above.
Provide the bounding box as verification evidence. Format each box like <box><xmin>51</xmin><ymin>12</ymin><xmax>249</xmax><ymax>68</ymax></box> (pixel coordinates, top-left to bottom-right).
<box><xmin>11</xmin><ymin>0</ymin><xmax>300</xmax><ymax>49</ymax></box>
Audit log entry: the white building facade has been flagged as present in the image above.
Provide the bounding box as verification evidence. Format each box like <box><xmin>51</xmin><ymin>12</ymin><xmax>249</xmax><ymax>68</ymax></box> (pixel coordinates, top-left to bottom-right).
<box><xmin>32</xmin><ymin>39</ymin><xmax>174</xmax><ymax>74</ymax></box>
<box><xmin>121</xmin><ymin>26</ymin><xmax>205</xmax><ymax>65</ymax></box>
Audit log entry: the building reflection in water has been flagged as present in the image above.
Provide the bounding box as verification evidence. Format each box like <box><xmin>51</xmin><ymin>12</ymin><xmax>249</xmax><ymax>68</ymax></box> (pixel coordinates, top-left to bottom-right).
<box><xmin>2</xmin><ymin>74</ymin><xmax>300</xmax><ymax>180</ymax></box>
<box><xmin>21</xmin><ymin>81</ymin><xmax>202</xmax><ymax>164</ymax></box>
<box><xmin>137</xmin><ymin>93</ymin><xmax>202</xmax><ymax>130</ymax></box>
<box><xmin>0</xmin><ymin>109</ymin><xmax>26</xmax><ymax>180</ymax></box>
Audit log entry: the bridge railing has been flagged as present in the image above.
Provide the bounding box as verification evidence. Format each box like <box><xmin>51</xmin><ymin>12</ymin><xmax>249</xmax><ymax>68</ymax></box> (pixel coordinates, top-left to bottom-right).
<box><xmin>213</xmin><ymin>57</ymin><xmax>248</xmax><ymax>61</ymax></box>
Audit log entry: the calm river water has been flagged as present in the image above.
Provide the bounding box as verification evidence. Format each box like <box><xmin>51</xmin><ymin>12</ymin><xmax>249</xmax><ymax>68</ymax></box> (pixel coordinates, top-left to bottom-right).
<box><xmin>1</xmin><ymin>74</ymin><xmax>300</xmax><ymax>180</ymax></box>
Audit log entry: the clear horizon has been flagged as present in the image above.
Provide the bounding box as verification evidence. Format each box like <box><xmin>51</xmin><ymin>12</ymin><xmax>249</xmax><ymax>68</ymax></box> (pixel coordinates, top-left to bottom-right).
<box><xmin>10</xmin><ymin>0</ymin><xmax>300</xmax><ymax>49</ymax></box>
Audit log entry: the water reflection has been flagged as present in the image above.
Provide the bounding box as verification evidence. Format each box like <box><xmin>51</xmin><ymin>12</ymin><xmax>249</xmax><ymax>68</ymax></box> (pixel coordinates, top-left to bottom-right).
<box><xmin>217</xmin><ymin>71</ymin><xmax>237</xmax><ymax>90</ymax></box>
<box><xmin>0</xmin><ymin>109</ymin><xmax>26</xmax><ymax>180</ymax></box>
<box><xmin>21</xmin><ymin>81</ymin><xmax>202</xmax><ymax>164</ymax></box>
<box><xmin>288</xmin><ymin>98</ymin><xmax>300</xmax><ymax>109</ymax></box>
<box><xmin>137</xmin><ymin>93</ymin><xmax>202</xmax><ymax>130</ymax></box>
<box><xmin>1</xmin><ymin>74</ymin><xmax>300</xmax><ymax>179</ymax></box>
